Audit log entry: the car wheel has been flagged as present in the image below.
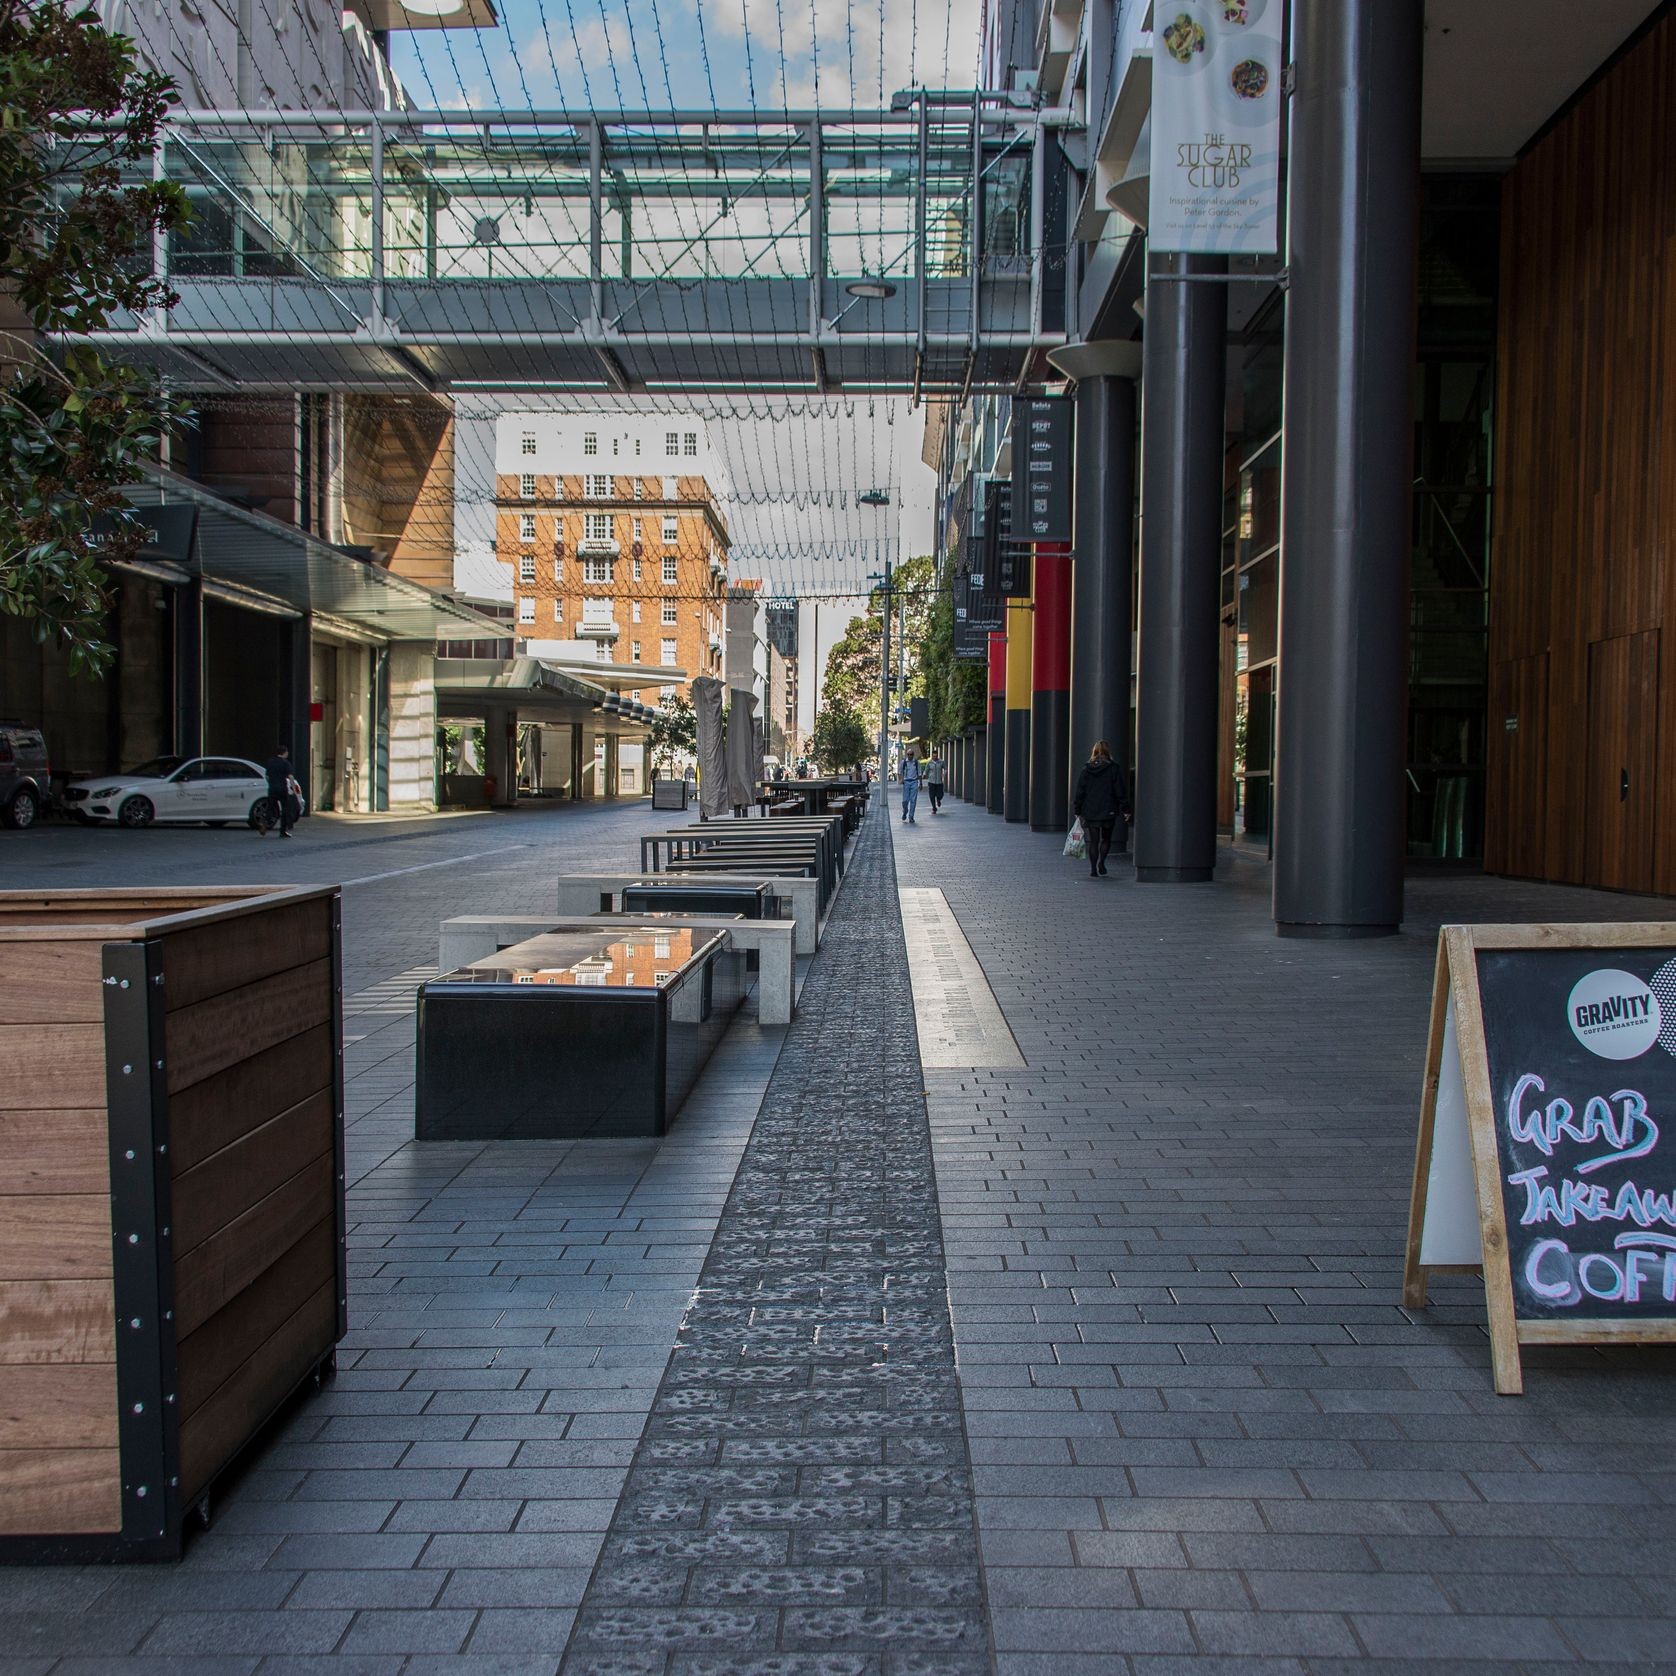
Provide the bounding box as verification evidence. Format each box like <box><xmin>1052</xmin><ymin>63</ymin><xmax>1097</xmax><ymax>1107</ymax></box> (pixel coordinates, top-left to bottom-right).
<box><xmin>2</xmin><ymin>787</ymin><xmax>38</xmax><ymax>829</ymax></box>
<box><xmin>117</xmin><ymin>795</ymin><xmax>155</xmax><ymax>829</ymax></box>
<box><xmin>248</xmin><ymin>798</ymin><xmax>271</xmax><ymax>831</ymax></box>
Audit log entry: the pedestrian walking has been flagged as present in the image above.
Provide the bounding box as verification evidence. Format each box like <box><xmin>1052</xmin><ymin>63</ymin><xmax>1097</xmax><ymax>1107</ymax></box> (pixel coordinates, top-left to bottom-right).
<box><xmin>925</xmin><ymin>751</ymin><xmax>945</xmax><ymax>813</ymax></box>
<box><xmin>1072</xmin><ymin>740</ymin><xmax>1129</xmax><ymax>878</ymax></box>
<box><xmin>900</xmin><ymin>749</ymin><xmax>921</xmax><ymax>824</ymax></box>
<box><xmin>259</xmin><ymin>743</ymin><xmax>298</xmax><ymax>838</ymax></box>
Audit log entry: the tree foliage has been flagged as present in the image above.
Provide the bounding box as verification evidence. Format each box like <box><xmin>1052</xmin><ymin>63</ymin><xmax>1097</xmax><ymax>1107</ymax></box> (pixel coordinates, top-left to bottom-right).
<box><xmin>820</xmin><ymin>553</ymin><xmax>938</xmax><ymax>739</ymax></box>
<box><xmin>810</xmin><ymin>703</ymin><xmax>870</xmax><ymax>772</ymax></box>
<box><xmin>644</xmin><ymin>693</ymin><xmax>697</xmax><ymax>774</ymax></box>
<box><xmin>916</xmin><ymin>577</ymin><xmax>987</xmax><ymax>743</ymax></box>
<box><xmin>0</xmin><ymin>0</ymin><xmax>189</xmax><ymax>674</ymax></box>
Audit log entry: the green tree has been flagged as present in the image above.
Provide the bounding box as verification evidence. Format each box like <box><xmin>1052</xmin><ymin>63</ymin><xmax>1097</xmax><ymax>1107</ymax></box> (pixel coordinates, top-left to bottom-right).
<box><xmin>821</xmin><ymin>554</ymin><xmax>939</xmax><ymax>739</ymax></box>
<box><xmin>810</xmin><ymin>703</ymin><xmax>871</xmax><ymax>772</ymax></box>
<box><xmin>644</xmin><ymin>693</ymin><xmax>696</xmax><ymax>775</ymax></box>
<box><xmin>916</xmin><ymin>575</ymin><xmax>987</xmax><ymax>744</ymax></box>
<box><xmin>0</xmin><ymin>0</ymin><xmax>189</xmax><ymax>675</ymax></box>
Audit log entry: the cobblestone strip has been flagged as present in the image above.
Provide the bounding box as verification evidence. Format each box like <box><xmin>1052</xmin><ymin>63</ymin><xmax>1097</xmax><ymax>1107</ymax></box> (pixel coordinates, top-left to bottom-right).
<box><xmin>560</xmin><ymin>808</ymin><xmax>994</xmax><ymax>1676</ymax></box>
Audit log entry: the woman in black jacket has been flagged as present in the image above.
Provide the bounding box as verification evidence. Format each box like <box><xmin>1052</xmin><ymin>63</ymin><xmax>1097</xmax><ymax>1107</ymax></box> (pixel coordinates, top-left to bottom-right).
<box><xmin>1072</xmin><ymin>740</ymin><xmax>1129</xmax><ymax>878</ymax></box>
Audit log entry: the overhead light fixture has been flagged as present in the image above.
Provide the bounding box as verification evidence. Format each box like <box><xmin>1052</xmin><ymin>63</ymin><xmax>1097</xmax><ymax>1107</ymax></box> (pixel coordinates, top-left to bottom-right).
<box><xmin>858</xmin><ymin>489</ymin><xmax>891</xmax><ymax>507</ymax></box>
<box><xmin>845</xmin><ymin>279</ymin><xmax>897</xmax><ymax>300</ymax></box>
<box><xmin>399</xmin><ymin>0</ymin><xmax>468</xmax><ymax>15</ymax></box>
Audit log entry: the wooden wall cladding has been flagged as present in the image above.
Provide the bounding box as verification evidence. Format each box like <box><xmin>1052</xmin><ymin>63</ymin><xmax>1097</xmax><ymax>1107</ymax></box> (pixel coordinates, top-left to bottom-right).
<box><xmin>0</xmin><ymin>885</ymin><xmax>343</xmax><ymax>1556</ymax></box>
<box><xmin>1488</xmin><ymin>8</ymin><xmax>1676</xmax><ymax>893</ymax></box>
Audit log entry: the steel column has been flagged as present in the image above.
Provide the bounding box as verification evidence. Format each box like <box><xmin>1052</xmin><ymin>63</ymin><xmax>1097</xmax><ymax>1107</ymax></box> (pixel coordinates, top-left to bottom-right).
<box><xmin>987</xmin><ymin>631</ymin><xmax>1006</xmax><ymax>814</ymax></box>
<box><xmin>1273</xmin><ymin>0</ymin><xmax>1421</xmax><ymax>938</ymax></box>
<box><xmin>1071</xmin><ymin>374</ymin><xmax>1137</xmax><ymax>827</ymax></box>
<box><xmin>1030</xmin><ymin>542</ymin><xmax>1072</xmax><ymax>831</ymax></box>
<box><xmin>971</xmin><ymin>724</ymin><xmax>988</xmax><ymax>806</ymax></box>
<box><xmin>1134</xmin><ymin>254</ymin><xmax>1226</xmax><ymax>882</ymax></box>
<box><xmin>1004</xmin><ymin>597</ymin><xmax>1032</xmax><ymax>822</ymax></box>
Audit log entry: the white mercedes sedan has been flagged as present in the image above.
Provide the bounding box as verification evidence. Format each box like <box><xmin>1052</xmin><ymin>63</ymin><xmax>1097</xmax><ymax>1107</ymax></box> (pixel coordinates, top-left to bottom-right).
<box><xmin>62</xmin><ymin>755</ymin><xmax>285</xmax><ymax>829</ymax></box>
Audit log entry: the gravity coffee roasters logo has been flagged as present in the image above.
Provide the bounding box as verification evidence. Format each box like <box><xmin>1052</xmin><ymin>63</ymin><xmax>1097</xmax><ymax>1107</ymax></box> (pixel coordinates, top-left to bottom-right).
<box><xmin>1568</xmin><ymin>968</ymin><xmax>1661</xmax><ymax>1060</ymax></box>
<box><xmin>1177</xmin><ymin>132</ymin><xmax>1255</xmax><ymax>189</ymax></box>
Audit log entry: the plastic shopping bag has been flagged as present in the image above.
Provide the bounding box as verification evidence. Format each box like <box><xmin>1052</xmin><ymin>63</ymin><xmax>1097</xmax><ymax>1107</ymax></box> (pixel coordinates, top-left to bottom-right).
<box><xmin>1063</xmin><ymin>817</ymin><xmax>1086</xmax><ymax>860</ymax></box>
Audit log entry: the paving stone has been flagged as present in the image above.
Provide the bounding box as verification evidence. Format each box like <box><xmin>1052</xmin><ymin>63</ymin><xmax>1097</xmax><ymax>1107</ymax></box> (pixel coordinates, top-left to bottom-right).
<box><xmin>559</xmin><ymin>812</ymin><xmax>989</xmax><ymax>1672</ymax></box>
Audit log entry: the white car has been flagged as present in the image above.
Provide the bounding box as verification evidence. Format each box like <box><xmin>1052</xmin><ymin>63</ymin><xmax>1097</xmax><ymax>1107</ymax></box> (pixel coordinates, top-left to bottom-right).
<box><xmin>62</xmin><ymin>755</ymin><xmax>290</xmax><ymax>829</ymax></box>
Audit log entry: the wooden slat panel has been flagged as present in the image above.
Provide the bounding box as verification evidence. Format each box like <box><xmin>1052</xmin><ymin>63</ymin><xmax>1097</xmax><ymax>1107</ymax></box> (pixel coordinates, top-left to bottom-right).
<box><xmin>0</xmin><ymin>1449</ymin><xmax>121</xmax><ymax>1535</ymax></box>
<box><xmin>174</xmin><ymin>1092</ymin><xmax>333</xmax><ymax>1257</ymax></box>
<box><xmin>177</xmin><ymin>1218</ymin><xmax>335</xmax><ymax>1419</ymax></box>
<box><xmin>179</xmin><ymin>1280</ymin><xmax>336</xmax><ymax>1503</ymax></box>
<box><xmin>161</xmin><ymin>897</ymin><xmax>333</xmax><ymax>1014</ymax></box>
<box><xmin>165</xmin><ymin>958</ymin><xmax>333</xmax><ymax>1095</ymax></box>
<box><xmin>0</xmin><ymin>1025</ymin><xmax>105</xmax><ymax>1111</ymax></box>
<box><xmin>169</xmin><ymin>1023</ymin><xmax>334</xmax><ymax>1176</ymax></box>
<box><xmin>0</xmin><ymin>942</ymin><xmax>105</xmax><ymax>1023</ymax></box>
<box><xmin>0</xmin><ymin>1111</ymin><xmax>109</xmax><ymax>1195</ymax></box>
<box><xmin>0</xmin><ymin>1198</ymin><xmax>111</xmax><ymax>1281</ymax></box>
<box><xmin>1490</xmin><ymin>9</ymin><xmax>1676</xmax><ymax>887</ymax></box>
<box><xmin>0</xmin><ymin>1280</ymin><xmax>115</xmax><ymax>1364</ymax></box>
<box><xmin>0</xmin><ymin>1365</ymin><xmax>116</xmax><ymax>1449</ymax></box>
<box><xmin>173</xmin><ymin>1154</ymin><xmax>333</xmax><ymax>1338</ymax></box>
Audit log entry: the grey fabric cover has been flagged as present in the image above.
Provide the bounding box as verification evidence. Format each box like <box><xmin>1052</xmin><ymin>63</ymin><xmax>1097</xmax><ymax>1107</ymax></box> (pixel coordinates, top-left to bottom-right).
<box><xmin>726</xmin><ymin>688</ymin><xmax>758</xmax><ymax>810</ymax></box>
<box><xmin>690</xmin><ymin>675</ymin><xmax>729</xmax><ymax>819</ymax></box>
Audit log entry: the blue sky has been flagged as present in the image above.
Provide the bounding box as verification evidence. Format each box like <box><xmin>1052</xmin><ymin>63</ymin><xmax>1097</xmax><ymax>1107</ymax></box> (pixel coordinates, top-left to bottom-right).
<box><xmin>391</xmin><ymin>0</ymin><xmax>982</xmax><ymax>114</ymax></box>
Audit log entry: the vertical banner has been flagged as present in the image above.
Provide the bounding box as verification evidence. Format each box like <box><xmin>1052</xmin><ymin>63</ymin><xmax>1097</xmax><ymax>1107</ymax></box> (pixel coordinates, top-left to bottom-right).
<box><xmin>1010</xmin><ymin>397</ymin><xmax>1075</xmax><ymax>544</ymax></box>
<box><xmin>1148</xmin><ymin>1</ymin><xmax>1284</xmax><ymax>254</ymax></box>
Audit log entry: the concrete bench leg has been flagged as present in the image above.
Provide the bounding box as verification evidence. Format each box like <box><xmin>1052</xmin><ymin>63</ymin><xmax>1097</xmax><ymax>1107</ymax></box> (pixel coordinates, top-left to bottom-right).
<box><xmin>757</xmin><ymin>935</ymin><xmax>793</xmax><ymax>1025</ymax></box>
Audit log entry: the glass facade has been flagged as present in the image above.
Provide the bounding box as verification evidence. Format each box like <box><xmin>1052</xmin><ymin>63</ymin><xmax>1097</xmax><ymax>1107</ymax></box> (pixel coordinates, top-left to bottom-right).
<box><xmin>1222</xmin><ymin>174</ymin><xmax>1500</xmax><ymax>860</ymax></box>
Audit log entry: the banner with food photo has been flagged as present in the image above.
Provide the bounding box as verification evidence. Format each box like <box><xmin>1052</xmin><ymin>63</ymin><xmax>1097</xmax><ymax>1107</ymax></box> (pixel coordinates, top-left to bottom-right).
<box><xmin>1148</xmin><ymin>0</ymin><xmax>1283</xmax><ymax>254</ymax></box>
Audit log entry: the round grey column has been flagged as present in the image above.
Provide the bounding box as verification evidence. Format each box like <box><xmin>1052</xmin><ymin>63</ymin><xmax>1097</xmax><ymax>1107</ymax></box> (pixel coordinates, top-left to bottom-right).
<box><xmin>1070</xmin><ymin>372</ymin><xmax>1138</xmax><ymax>812</ymax></box>
<box><xmin>1134</xmin><ymin>254</ymin><xmax>1226</xmax><ymax>883</ymax></box>
<box><xmin>1273</xmin><ymin>0</ymin><xmax>1421</xmax><ymax>938</ymax></box>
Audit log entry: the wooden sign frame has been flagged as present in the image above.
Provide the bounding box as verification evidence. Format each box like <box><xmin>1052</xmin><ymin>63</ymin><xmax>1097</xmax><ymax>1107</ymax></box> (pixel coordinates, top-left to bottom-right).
<box><xmin>1404</xmin><ymin>922</ymin><xmax>1676</xmax><ymax>1395</ymax></box>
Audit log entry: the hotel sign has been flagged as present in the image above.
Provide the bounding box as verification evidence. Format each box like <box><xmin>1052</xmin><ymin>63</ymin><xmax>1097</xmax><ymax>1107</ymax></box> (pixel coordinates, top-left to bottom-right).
<box><xmin>1149</xmin><ymin>2</ymin><xmax>1283</xmax><ymax>254</ymax></box>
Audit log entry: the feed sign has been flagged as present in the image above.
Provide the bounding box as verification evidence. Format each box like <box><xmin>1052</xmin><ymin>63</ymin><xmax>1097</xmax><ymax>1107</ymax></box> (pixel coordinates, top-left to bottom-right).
<box><xmin>1148</xmin><ymin>0</ymin><xmax>1283</xmax><ymax>254</ymax></box>
<box><xmin>1404</xmin><ymin>924</ymin><xmax>1676</xmax><ymax>1394</ymax></box>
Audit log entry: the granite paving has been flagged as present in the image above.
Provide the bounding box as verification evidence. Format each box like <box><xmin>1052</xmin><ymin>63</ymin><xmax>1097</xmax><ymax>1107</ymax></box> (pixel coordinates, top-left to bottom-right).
<box><xmin>893</xmin><ymin>789</ymin><xmax>1676</xmax><ymax>1676</ymax></box>
<box><xmin>560</xmin><ymin>802</ymin><xmax>990</xmax><ymax>1676</ymax></box>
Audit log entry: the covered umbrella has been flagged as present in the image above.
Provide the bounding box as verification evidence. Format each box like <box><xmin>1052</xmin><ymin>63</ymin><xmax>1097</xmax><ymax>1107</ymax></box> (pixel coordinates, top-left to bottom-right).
<box><xmin>690</xmin><ymin>675</ymin><xmax>729</xmax><ymax>819</ymax></box>
<box><xmin>726</xmin><ymin>688</ymin><xmax>758</xmax><ymax>812</ymax></box>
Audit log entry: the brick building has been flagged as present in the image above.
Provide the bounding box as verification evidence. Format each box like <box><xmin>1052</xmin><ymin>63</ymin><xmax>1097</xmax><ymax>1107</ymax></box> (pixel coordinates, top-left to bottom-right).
<box><xmin>493</xmin><ymin>416</ymin><xmax>729</xmax><ymax>708</ymax></box>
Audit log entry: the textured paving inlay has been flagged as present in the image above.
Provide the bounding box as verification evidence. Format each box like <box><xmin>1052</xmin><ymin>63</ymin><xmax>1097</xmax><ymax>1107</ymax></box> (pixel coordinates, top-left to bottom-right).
<box><xmin>899</xmin><ymin>887</ymin><xmax>1023</xmax><ymax>1070</ymax></box>
<box><xmin>561</xmin><ymin>812</ymin><xmax>993</xmax><ymax>1675</ymax></box>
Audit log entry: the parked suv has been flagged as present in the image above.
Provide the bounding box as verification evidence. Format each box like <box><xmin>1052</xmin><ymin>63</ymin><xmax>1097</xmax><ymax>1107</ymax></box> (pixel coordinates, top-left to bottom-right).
<box><xmin>0</xmin><ymin>723</ymin><xmax>50</xmax><ymax>829</ymax></box>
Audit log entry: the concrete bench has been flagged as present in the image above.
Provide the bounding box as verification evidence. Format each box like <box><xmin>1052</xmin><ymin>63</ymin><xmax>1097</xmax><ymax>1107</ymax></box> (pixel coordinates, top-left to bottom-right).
<box><xmin>552</xmin><ymin>871</ymin><xmax>821</xmax><ymax>954</ymax></box>
<box><xmin>438</xmin><ymin>913</ymin><xmax>798</xmax><ymax>1024</ymax></box>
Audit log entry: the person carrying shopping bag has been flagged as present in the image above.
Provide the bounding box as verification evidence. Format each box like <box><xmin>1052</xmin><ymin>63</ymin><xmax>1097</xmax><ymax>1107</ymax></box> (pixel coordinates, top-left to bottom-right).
<box><xmin>1072</xmin><ymin>740</ymin><xmax>1129</xmax><ymax>878</ymax></box>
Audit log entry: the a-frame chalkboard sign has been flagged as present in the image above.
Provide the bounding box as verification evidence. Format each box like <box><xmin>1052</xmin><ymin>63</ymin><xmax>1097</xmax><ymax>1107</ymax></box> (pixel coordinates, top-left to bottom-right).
<box><xmin>1405</xmin><ymin>923</ymin><xmax>1676</xmax><ymax>1394</ymax></box>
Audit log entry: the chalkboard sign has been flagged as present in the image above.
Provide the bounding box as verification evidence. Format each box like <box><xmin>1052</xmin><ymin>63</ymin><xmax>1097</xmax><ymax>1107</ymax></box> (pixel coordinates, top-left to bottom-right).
<box><xmin>1404</xmin><ymin>923</ymin><xmax>1676</xmax><ymax>1394</ymax></box>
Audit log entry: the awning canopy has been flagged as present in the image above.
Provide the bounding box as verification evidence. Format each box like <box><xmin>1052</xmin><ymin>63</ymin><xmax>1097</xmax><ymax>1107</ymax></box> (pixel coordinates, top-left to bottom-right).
<box><xmin>118</xmin><ymin>469</ymin><xmax>507</xmax><ymax>643</ymax></box>
<box><xmin>434</xmin><ymin>656</ymin><xmax>651</xmax><ymax>731</ymax></box>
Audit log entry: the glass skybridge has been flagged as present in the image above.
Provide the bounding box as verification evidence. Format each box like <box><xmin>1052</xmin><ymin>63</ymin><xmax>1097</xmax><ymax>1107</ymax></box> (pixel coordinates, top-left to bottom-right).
<box><xmin>87</xmin><ymin>95</ymin><xmax>1062</xmax><ymax>396</ymax></box>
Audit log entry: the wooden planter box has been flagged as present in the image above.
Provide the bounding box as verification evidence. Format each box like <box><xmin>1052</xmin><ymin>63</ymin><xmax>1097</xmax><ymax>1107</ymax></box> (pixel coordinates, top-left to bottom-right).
<box><xmin>0</xmin><ymin>886</ymin><xmax>345</xmax><ymax>1561</ymax></box>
